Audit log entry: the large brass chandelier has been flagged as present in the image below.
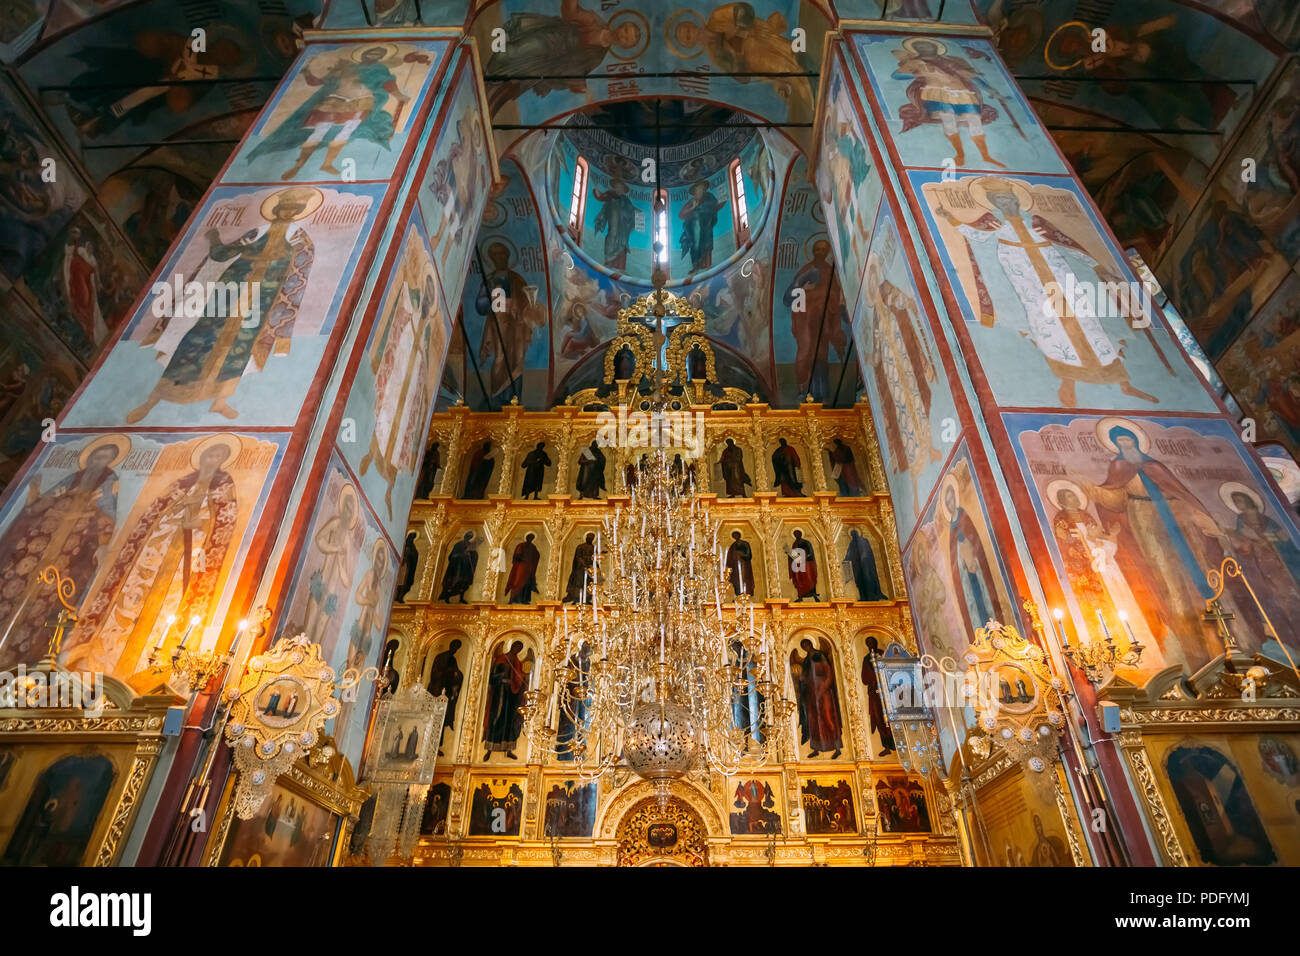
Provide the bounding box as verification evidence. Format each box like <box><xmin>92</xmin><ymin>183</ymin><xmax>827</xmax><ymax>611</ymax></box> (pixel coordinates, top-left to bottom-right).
<box><xmin>522</xmin><ymin>292</ymin><xmax>795</xmax><ymax>804</ymax></box>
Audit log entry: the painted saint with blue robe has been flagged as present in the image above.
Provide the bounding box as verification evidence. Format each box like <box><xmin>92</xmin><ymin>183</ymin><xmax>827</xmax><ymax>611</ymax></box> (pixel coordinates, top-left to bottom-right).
<box><xmin>730</xmin><ymin>640</ymin><xmax>765</xmax><ymax>747</ymax></box>
<box><xmin>556</xmin><ymin>642</ymin><xmax>592</xmax><ymax>761</ymax></box>
<box><xmin>1076</xmin><ymin>424</ymin><xmax>1231</xmax><ymax>667</ymax></box>
<box><xmin>941</xmin><ymin>481</ymin><xmax>1003</xmax><ymax>639</ymax></box>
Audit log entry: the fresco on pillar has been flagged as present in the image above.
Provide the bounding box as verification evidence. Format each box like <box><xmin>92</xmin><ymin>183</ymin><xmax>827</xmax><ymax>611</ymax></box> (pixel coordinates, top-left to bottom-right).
<box><xmin>16</xmin><ymin>0</ymin><xmax>321</xmax><ymax>182</ymax></box>
<box><xmin>852</xmin><ymin>206</ymin><xmax>957</xmax><ymax>530</ymax></box>
<box><xmin>222</xmin><ymin>39</ymin><xmax>447</xmax><ymax>185</ymax></box>
<box><xmin>1006</xmin><ymin>412</ymin><xmax>1300</xmax><ymax>684</ymax></box>
<box><xmin>472</xmin><ymin>0</ymin><xmax>826</xmax><ymax>145</ymax></box>
<box><xmin>1217</xmin><ymin>273</ymin><xmax>1300</xmax><ymax>459</ymax></box>
<box><xmin>902</xmin><ymin>442</ymin><xmax>1020</xmax><ymax>762</ymax></box>
<box><xmin>815</xmin><ymin>54</ymin><xmax>883</xmax><ymax>319</ymax></box>
<box><xmin>0</xmin><ymin>290</ymin><xmax>86</xmax><ymax>493</ymax></box>
<box><xmin>0</xmin><ymin>430</ymin><xmax>287</xmax><ymax>680</ymax></box>
<box><xmin>912</xmin><ymin>171</ymin><xmax>1220</xmax><ymax>412</ymax></box>
<box><xmin>339</xmin><ymin>206</ymin><xmax>450</xmax><ymax>542</ymax></box>
<box><xmin>64</xmin><ymin>181</ymin><xmax>385</xmax><ymax>429</ymax></box>
<box><xmin>277</xmin><ymin>453</ymin><xmax>398</xmax><ymax>765</ymax></box>
<box><xmin>416</xmin><ymin>59</ymin><xmax>493</xmax><ymax>320</ymax></box>
<box><xmin>851</xmin><ymin>34</ymin><xmax>1067</xmax><ymax>175</ymax></box>
<box><xmin>461</xmin><ymin>157</ymin><xmax>551</xmax><ymax>408</ymax></box>
<box><xmin>773</xmin><ymin>155</ymin><xmax>853</xmax><ymax>405</ymax></box>
<box><xmin>902</xmin><ymin>442</ymin><xmax>1021</xmax><ymax>664</ymax></box>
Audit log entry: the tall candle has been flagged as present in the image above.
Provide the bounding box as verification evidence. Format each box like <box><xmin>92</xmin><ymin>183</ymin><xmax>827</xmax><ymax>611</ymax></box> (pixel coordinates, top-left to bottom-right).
<box><xmin>155</xmin><ymin>614</ymin><xmax>177</xmax><ymax>653</ymax></box>
<box><xmin>1052</xmin><ymin>608</ymin><xmax>1069</xmax><ymax>648</ymax></box>
<box><xmin>178</xmin><ymin>614</ymin><xmax>200</xmax><ymax>652</ymax></box>
<box><xmin>1096</xmin><ymin>608</ymin><xmax>1111</xmax><ymax>642</ymax></box>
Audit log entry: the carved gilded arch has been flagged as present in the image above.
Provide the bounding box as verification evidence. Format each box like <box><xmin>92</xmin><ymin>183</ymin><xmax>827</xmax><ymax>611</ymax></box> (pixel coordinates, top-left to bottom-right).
<box><xmin>596</xmin><ymin>777</ymin><xmax>728</xmax><ymax>841</ymax></box>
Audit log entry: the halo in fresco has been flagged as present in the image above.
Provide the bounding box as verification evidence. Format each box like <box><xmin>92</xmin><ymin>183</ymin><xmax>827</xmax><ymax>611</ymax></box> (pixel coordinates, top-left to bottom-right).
<box><xmin>190</xmin><ymin>433</ymin><xmax>243</xmax><ymax>470</ymax></box>
<box><xmin>1094</xmin><ymin>416</ymin><xmax>1153</xmax><ymax>454</ymax></box>
<box><xmin>77</xmin><ymin>433</ymin><xmax>131</xmax><ymax>469</ymax></box>
<box><xmin>1218</xmin><ymin>481</ymin><xmax>1263</xmax><ymax>514</ymax></box>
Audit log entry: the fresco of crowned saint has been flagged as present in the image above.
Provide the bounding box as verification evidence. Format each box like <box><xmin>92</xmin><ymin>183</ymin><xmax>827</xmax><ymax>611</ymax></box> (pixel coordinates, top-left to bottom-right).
<box><xmin>227</xmin><ymin>41</ymin><xmax>442</xmax><ymax>184</ymax></box>
<box><xmin>126</xmin><ymin>187</ymin><xmax>322</xmax><ymax>424</ymax></box>
<box><xmin>920</xmin><ymin>173</ymin><xmax>1218</xmax><ymax>412</ymax></box>
<box><xmin>69</xmin><ymin>183</ymin><xmax>382</xmax><ymax>430</ymax></box>
<box><xmin>852</xmin><ymin>34</ymin><xmax>1066</xmax><ymax>174</ymax></box>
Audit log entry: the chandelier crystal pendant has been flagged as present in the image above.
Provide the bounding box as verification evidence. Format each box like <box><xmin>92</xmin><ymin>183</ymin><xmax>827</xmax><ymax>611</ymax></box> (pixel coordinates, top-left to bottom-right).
<box><xmin>522</xmin><ymin>294</ymin><xmax>795</xmax><ymax>804</ymax></box>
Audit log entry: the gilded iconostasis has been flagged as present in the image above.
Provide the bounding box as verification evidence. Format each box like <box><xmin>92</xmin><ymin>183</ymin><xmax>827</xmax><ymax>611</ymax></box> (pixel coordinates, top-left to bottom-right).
<box><xmin>0</xmin><ymin>0</ymin><xmax>1297</xmax><ymax>874</ymax></box>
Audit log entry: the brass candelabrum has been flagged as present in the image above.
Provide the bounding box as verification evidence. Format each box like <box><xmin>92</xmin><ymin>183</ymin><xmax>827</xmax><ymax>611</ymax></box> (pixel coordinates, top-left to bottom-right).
<box><xmin>1040</xmin><ymin>601</ymin><xmax>1144</xmax><ymax>685</ymax></box>
<box><xmin>147</xmin><ymin>606</ymin><xmax>272</xmax><ymax>693</ymax></box>
<box><xmin>520</xmin><ymin>440</ymin><xmax>796</xmax><ymax>801</ymax></box>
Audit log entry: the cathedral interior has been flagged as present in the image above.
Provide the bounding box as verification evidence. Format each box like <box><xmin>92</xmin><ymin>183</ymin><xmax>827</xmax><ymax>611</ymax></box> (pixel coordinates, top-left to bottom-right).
<box><xmin>1</xmin><ymin>0</ymin><xmax>1299</xmax><ymax>873</ymax></box>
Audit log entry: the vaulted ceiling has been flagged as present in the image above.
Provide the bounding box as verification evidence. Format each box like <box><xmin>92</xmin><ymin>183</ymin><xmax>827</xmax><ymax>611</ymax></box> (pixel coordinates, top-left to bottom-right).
<box><xmin>2</xmin><ymin>0</ymin><xmax>1297</xmax><ymax>426</ymax></box>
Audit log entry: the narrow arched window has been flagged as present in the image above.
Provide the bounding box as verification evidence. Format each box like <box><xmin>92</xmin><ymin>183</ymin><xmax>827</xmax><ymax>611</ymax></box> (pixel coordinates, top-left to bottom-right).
<box><xmin>729</xmin><ymin>159</ymin><xmax>750</xmax><ymax>243</ymax></box>
<box><xmin>653</xmin><ymin>188</ymin><xmax>670</xmax><ymax>267</ymax></box>
<box><xmin>568</xmin><ymin>156</ymin><xmax>589</xmax><ymax>240</ymax></box>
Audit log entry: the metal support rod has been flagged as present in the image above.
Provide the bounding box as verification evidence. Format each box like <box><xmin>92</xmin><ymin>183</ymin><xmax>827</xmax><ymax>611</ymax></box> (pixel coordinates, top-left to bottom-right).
<box><xmin>474</xmin><ymin>243</ymin><xmax>522</xmax><ymax>405</ymax></box>
<box><xmin>83</xmin><ymin>138</ymin><xmax>243</xmax><ymax>150</ymax></box>
<box><xmin>458</xmin><ymin>308</ymin><xmax>494</xmax><ymax>413</ymax></box>
<box><xmin>802</xmin><ymin>260</ymin><xmax>836</xmax><ymax>401</ymax></box>
<box><xmin>483</xmin><ymin>71</ymin><xmax>818</xmax><ymax>81</ymax></box>
<box><xmin>39</xmin><ymin>77</ymin><xmax>283</xmax><ymax>92</ymax></box>
<box><xmin>492</xmin><ymin>121</ymin><xmax>814</xmax><ymax>131</ymax></box>
<box><xmin>1015</xmin><ymin>74</ymin><xmax>1257</xmax><ymax>86</ymax></box>
<box><xmin>1043</xmin><ymin>124</ymin><xmax>1222</xmax><ymax>136</ymax></box>
<box><xmin>830</xmin><ymin>335</ymin><xmax>857</xmax><ymax>409</ymax></box>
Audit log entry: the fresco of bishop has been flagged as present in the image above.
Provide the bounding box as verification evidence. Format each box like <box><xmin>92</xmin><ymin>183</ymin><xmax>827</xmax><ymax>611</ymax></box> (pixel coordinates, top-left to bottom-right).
<box><xmin>936</xmin><ymin>177</ymin><xmax>1158</xmax><ymax>408</ymax></box>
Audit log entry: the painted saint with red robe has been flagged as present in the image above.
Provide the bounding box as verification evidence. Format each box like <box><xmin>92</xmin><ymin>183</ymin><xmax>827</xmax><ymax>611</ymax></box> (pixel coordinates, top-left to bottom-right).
<box><xmin>790</xmin><ymin>636</ymin><xmax>842</xmax><ymax>758</ymax></box>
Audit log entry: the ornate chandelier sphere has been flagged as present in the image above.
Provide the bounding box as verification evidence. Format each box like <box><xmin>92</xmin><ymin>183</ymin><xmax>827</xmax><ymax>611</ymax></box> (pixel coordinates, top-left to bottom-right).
<box><xmin>624</xmin><ymin>699</ymin><xmax>699</xmax><ymax>788</ymax></box>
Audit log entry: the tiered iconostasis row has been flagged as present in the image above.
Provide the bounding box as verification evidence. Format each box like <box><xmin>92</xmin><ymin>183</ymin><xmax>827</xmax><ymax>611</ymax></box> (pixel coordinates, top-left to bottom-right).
<box><xmin>369</xmin><ymin>402</ymin><xmax>961</xmax><ymax>866</ymax></box>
